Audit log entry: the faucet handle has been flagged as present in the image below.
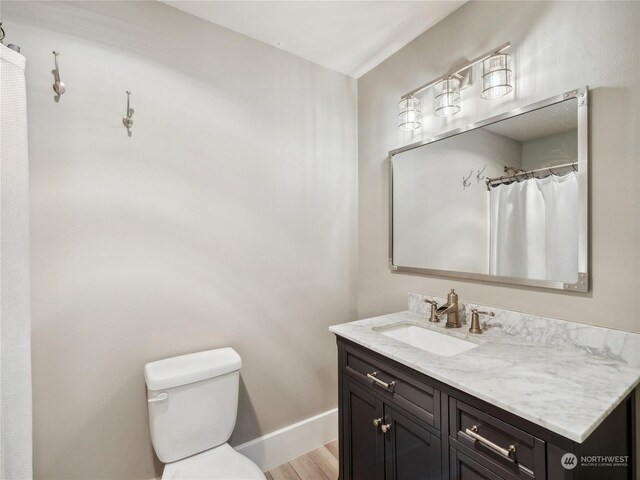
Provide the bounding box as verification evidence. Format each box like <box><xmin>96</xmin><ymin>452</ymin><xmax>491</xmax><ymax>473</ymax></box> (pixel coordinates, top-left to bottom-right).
<box><xmin>469</xmin><ymin>309</ymin><xmax>495</xmax><ymax>334</ymax></box>
<box><xmin>423</xmin><ymin>298</ymin><xmax>439</xmax><ymax>323</ymax></box>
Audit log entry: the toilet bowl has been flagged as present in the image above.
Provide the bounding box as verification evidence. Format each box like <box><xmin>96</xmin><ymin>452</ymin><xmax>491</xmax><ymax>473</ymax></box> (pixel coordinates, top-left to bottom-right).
<box><xmin>161</xmin><ymin>444</ymin><xmax>264</xmax><ymax>480</ymax></box>
<box><xmin>144</xmin><ymin>347</ymin><xmax>266</xmax><ymax>480</ymax></box>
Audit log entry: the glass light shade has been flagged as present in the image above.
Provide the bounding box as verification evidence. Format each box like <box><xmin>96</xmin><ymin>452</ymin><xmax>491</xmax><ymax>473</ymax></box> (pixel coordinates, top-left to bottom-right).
<box><xmin>398</xmin><ymin>96</ymin><xmax>422</xmax><ymax>130</ymax></box>
<box><xmin>434</xmin><ymin>77</ymin><xmax>461</xmax><ymax>116</ymax></box>
<box><xmin>481</xmin><ymin>53</ymin><xmax>513</xmax><ymax>99</ymax></box>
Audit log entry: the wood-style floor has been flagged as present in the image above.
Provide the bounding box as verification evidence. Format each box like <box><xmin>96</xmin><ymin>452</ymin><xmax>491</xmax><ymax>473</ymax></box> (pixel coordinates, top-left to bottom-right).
<box><xmin>265</xmin><ymin>440</ymin><xmax>338</xmax><ymax>480</ymax></box>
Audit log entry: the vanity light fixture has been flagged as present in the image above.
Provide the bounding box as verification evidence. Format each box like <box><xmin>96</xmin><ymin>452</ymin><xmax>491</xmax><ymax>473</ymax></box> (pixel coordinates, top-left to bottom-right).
<box><xmin>398</xmin><ymin>42</ymin><xmax>512</xmax><ymax>129</ymax></box>
<box><xmin>480</xmin><ymin>52</ymin><xmax>512</xmax><ymax>99</ymax></box>
<box><xmin>398</xmin><ymin>95</ymin><xmax>422</xmax><ymax>130</ymax></box>
<box><xmin>434</xmin><ymin>77</ymin><xmax>461</xmax><ymax>116</ymax></box>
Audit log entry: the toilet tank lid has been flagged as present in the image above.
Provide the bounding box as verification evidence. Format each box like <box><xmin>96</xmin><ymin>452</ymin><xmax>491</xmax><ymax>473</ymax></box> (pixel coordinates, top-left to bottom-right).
<box><xmin>144</xmin><ymin>347</ymin><xmax>242</xmax><ymax>391</ymax></box>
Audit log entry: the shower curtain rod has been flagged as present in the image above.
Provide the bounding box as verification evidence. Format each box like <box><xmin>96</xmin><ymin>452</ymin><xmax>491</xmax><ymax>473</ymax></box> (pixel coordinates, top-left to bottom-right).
<box><xmin>485</xmin><ymin>162</ymin><xmax>578</xmax><ymax>188</ymax></box>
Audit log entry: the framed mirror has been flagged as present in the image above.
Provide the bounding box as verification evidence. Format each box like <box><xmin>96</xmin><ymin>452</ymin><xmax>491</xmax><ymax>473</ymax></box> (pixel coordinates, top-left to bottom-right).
<box><xmin>389</xmin><ymin>87</ymin><xmax>588</xmax><ymax>292</ymax></box>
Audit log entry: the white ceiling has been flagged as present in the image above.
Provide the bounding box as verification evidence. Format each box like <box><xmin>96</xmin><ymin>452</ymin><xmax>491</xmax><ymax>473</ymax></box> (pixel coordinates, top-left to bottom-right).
<box><xmin>160</xmin><ymin>1</ymin><xmax>466</xmax><ymax>78</ymax></box>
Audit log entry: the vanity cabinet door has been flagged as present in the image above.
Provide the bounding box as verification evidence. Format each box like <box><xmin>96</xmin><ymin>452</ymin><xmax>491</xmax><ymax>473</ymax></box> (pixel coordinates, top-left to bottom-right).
<box><xmin>383</xmin><ymin>404</ymin><xmax>441</xmax><ymax>480</ymax></box>
<box><xmin>450</xmin><ymin>447</ymin><xmax>506</xmax><ymax>480</ymax></box>
<box><xmin>343</xmin><ymin>380</ymin><xmax>385</xmax><ymax>480</ymax></box>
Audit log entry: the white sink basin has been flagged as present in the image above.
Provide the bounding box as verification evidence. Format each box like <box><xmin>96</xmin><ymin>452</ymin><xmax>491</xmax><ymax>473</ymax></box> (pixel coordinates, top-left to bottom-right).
<box><xmin>375</xmin><ymin>324</ymin><xmax>477</xmax><ymax>356</ymax></box>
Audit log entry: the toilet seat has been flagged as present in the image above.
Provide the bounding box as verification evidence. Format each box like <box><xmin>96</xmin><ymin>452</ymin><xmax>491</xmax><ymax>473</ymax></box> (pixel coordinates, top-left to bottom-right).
<box><xmin>162</xmin><ymin>443</ymin><xmax>265</xmax><ymax>480</ymax></box>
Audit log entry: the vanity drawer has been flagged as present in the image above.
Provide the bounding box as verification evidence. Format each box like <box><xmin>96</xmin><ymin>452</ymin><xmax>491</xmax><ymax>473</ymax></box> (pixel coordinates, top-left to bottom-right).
<box><xmin>343</xmin><ymin>345</ymin><xmax>440</xmax><ymax>429</ymax></box>
<box><xmin>450</xmin><ymin>398</ymin><xmax>546</xmax><ymax>479</ymax></box>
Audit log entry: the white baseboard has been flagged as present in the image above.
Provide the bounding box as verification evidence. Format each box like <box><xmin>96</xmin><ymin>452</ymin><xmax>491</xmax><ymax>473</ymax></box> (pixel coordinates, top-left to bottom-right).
<box><xmin>234</xmin><ymin>408</ymin><xmax>338</xmax><ymax>472</ymax></box>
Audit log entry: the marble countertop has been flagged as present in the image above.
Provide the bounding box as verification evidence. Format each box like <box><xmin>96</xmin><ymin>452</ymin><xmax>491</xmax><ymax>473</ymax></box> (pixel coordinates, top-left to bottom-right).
<box><xmin>329</xmin><ymin>298</ymin><xmax>640</xmax><ymax>443</ymax></box>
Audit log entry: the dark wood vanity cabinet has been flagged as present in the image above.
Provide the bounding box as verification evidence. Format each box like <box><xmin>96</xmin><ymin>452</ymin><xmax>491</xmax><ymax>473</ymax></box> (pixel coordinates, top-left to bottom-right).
<box><xmin>343</xmin><ymin>380</ymin><xmax>382</xmax><ymax>480</ymax></box>
<box><xmin>343</xmin><ymin>379</ymin><xmax>441</xmax><ymax>480</ymax></box>
<box><xmin>384</xmin><ymin>403</ymin><xmax>442</xmax><ymax>480</ymax></box>
<box><xmin>336</xmin><ymin>337</ymin><xmax>635</xmax><ymax>480</ymax></box>
<box><xmin>449</xmin><ymin>447</ymin><xmax>507</xmax><ymax>480</ymax></box>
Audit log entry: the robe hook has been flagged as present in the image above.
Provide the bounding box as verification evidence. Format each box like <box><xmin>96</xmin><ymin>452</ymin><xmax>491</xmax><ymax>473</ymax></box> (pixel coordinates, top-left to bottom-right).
<box><xmin>52</xmin><ymin>51</ymin><xmax>66</xmax><ymax>100</ymax></box>
<box><xmin>463</xmin><ymin>170</ymin><xmax>473</xmax><ymax>190</ymax></box>
<box><xmin>123</xmin><ymin>91</ymin><xmax>134</xmax><ymax>134</ymax></box>
<box><xmin>476</xmin><ymin>164</ymin><xmax>487</xmax><ymax>183</ymax></box>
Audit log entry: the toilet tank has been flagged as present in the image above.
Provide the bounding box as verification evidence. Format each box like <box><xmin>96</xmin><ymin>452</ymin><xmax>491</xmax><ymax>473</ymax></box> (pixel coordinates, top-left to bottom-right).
<box><xmin>144</xmin><ymin>347</ymin><xmax>242</xmax><ymax>463</ymax></box>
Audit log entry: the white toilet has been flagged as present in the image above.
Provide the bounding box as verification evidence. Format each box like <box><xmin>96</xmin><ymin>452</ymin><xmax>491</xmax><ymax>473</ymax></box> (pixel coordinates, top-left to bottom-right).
<box><xmin>144</xmin><ymin>347</ymin><xmax>266</xmax><ymax>480</ymax></box>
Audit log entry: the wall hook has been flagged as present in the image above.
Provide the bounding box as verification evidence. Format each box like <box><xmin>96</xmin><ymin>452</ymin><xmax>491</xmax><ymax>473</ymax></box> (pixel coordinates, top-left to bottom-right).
<box><xmin>52</xmin><ymin>51</ymin><xmax>66</xmax><ymax>102</ymax></box>
<box><xmin>476</xmin><ymin>164</ymin><xmax>487</xmax><ymax>183</ymax></box>
<box><xmin>463</xmin><ymin>170</ymin><xmax>473</xmax><ymax>190</ymax></box>
<box><xmin>123</xmin><ymin>91</ymin><xmax>134</xmax><ymax>136</ymax></box>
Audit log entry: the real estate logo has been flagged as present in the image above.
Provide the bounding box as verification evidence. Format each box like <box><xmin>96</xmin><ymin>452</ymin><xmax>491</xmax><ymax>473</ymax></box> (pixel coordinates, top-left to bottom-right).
<box><xmin>561</xmin><ymin>453</ymin><xmax>629</xmax><ymax>470</ymax></box>
<box><xmin>561</xmin><ymin>453</ymin><xmax>578</xmax><ymax>470</ymax></box>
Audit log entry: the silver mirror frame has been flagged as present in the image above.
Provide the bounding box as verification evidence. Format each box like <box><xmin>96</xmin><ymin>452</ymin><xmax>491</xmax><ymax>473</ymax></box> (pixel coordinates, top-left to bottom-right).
<box><xmin>388</xmin><ymin>87</ymin><xmax>589</xmax><ymax>292</ymax></box>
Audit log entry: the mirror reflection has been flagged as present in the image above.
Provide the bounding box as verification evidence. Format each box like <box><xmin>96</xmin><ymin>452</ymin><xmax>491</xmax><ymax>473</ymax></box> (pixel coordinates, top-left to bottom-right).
<box><xmin>391</xmin><ymin>97</ymin><xmax>582</xmax><ymax>285</ymax></box>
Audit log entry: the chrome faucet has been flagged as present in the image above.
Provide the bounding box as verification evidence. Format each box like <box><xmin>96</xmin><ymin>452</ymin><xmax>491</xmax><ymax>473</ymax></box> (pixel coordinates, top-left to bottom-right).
<box><xmin>435</xmin><ymin>289</ymin><xmax>461</xmax><ymax>328</ymax></box>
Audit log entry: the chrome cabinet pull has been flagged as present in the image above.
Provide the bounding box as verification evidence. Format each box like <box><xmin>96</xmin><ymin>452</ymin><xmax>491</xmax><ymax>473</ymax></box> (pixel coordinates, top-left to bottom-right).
<box><xmin>373</xmin><ymin>418</ymin><xmax>383</xmax><ymax>428</ymax></box>
<box><xmin>465</xmin><ymin>426</ymin><xmax>516</xmax><ymax>460</ymax></box>
<box><xmin>366</xmin><ymin>372</ymin><xmax>396</xmax><ymax>391</ymax></box>
<box><xmin>380</xmin><ymin>423</ymin><xmax>392</xmax><ymax>433</ymax></box>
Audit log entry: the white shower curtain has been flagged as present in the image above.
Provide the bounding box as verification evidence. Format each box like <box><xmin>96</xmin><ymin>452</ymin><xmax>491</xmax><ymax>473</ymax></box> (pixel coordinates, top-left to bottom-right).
<box><xmin>489</xmin><ymin>172</ymin><xmax>578</xmax><ymax>283</ymax></box>
<box><xmin>1</xmin><ymin>44</ymin><xmax>32</xmax><ymax>480</ymax></box>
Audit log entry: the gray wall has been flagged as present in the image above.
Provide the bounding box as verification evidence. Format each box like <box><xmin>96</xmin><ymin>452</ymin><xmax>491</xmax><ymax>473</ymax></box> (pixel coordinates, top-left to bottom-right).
<box><xmin>522</xmin><ymin>129</ymin><xmax>578</xmax><ymax>171</ymax></box>
<box><xmin>358</xmin><ymin>1</ymin><xmax>640</xmax><ymax>334</ymax></box>
<box><xmin>3</xmin><ymin>2</ymin><xmax>357</xmax><ymax>479</ymax></box>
